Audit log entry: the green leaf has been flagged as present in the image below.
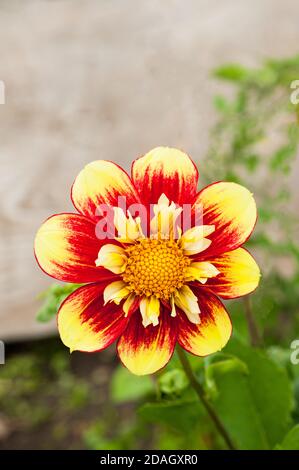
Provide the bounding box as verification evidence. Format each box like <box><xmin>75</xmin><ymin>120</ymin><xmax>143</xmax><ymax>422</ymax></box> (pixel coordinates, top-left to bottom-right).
<box><xmin>111</xmin><ymin>366</ymin><xmax>154</xmax><ymax>403</ymax></box>
<box><xmin>267</xmin><ymin>346</ymin><xmax>299</xmax><ymax>379</ymax></box>
<box><xmin>158</xmin><ymin>369</ymin><xmax>188</xmax><ymax>397</ymax></box>
<box><xmin>213</xmin><ymin>64</ymin><xmax>249</xmax><ymax>82</ymax></box>
<box><xmin>205</xmin><ymin>356</ymin><xmax>269</xmax><ymax>449</ymax></box>
<box><xmin>213</xmin><ymin>95</ymin><xmax>231</xmax><ymax>113</ymax></box>
<box><xmin>270</xmin><ymin>145</ymin><xmax>296</xmax><ymax>173</ymax></box>
<box><xmin>205</xmin><ymin>355</ymin><xmax>249</xmax><ymax>400</ymax></box>
<box><xmin>276</xmin><ymin>425</ymin><xmax>299</xmax><ymax>450</ymax></box>
<box><xmin>36</xmin><ymin>283</ymin><xmax>81</xmax><ymax>322</ymax></box>
<box><xmin>244</xmin><ymin>154</ymin><xmax>260</xmax><ymax>172</ymax></box>
<box><xmin>223</xmin><ymin>338</ymin><xmax>293</xmax><ymax>448</ymax></box>
<box><xmin>139</xmin><ymin>398</ymin><xmax>204</xmax><ymax>433</ymax></box>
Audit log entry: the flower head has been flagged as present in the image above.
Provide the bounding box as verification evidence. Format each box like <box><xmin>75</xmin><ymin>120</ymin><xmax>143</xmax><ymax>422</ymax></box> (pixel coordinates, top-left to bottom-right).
<box><xmin>35</xmin><ymin>147</ymin><xmax>260</xmax><ymax>375</ymax></box>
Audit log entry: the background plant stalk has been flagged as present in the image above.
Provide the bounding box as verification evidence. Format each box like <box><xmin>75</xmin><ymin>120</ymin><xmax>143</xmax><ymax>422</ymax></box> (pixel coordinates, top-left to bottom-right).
<box><xmin>177</xmin><ymin>346</ymin><xmax>236</xmax><ymax>450</ymax></box>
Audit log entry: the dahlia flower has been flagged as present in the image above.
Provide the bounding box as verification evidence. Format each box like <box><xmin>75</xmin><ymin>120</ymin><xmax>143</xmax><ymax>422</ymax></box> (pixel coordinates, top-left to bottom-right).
<box><xmin>35</xmin><ymin>147</ymin><xmax>260</xmax><ymax>375</ymax></box>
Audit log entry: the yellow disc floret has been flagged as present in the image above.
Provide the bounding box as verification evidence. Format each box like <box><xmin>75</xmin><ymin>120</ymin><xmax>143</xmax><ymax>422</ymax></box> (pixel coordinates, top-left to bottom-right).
<box><xmin>122</xmin><ymin>239</ymin><xmax>190</xmax><ymax>300</ymax></box>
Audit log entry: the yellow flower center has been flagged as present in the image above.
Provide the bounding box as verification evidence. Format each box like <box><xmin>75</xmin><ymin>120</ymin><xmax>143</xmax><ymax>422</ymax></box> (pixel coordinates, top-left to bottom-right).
<box><xmin>122</xmin><ymin>238</ymin><xmax>190</xmax><ymax>300</ymax></box>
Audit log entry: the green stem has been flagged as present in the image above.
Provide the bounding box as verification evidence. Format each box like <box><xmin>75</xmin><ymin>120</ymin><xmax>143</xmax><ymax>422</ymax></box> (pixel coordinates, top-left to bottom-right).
<box><xmin>243</xmin><ymin>295</ymin><xmax>261</xmax><ymax>347</ymax></box>
<box><xmin>177</xmin><ymin>346</ymin><xmax>236</xmax><ymax>450</ymax></box>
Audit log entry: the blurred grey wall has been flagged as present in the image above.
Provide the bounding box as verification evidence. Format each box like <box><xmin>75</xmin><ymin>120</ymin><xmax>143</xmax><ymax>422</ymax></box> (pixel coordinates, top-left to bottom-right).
<box><xmin>0</xmin><ymin>0</ymin><xmax>298</xmax><ymax>340</ymax></box>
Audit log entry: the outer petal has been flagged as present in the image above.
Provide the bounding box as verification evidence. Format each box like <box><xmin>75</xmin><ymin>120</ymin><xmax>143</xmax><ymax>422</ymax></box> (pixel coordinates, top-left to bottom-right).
<box><xmin>132</xmin><ymin>147</ymin><xmax>199</xmax><ymax>206</ymax></box>
<box><xmin>72</xmin><ymin>160</ymin><xmax>141</xmax><ymax>220</ymax></box>
<box><xmin>117</xmin><ymin>308</ymin><xmax>177</xmax><ymax>375</ymax></box>
<box><xmin>193</xmin><ymin>182</ymin><xmax>257</xmax><ymax>257</ymax></box>
<box><xmin>58</xmin><ymin>283</ymin><xmax>129</xmax><ymax>352</ymax></box>
<box><xmin>177</xmin><ymin>289</ymin><xmax>232</xmax><ymax>356</ymax></box>
<box><xmin>34</xmin><ymin>213</ymin><xmax>116</xmax><ymax>283</ymax></box>
<box><xmin>204</xmin><ymin>248</ymin><xmax>261</xmax><ymax>299</ymax></box>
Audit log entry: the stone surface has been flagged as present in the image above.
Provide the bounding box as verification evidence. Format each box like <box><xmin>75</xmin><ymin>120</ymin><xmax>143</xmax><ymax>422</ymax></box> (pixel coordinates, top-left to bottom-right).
<box><xmin>0</xmin><ymin>0</ymin><xmax>298</xmax><ymax>341</ymax></box>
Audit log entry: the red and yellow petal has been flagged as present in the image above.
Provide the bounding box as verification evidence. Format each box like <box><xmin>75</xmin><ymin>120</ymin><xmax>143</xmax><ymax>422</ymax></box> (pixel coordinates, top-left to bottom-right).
<box><xmin>72</xmin><ymin>160</ymin><xmax>141</xmax><ymax>220</ymax></box>
<box><xmin>58</xmin><ymin>283</ymin><xmax>129</xmax><ymax>352</ymax></box>
<box><xmin>193</xmin><ymin>182</ymin><xmax>257</xmax><ymax>257</ymax></box>
<box><xmin>117</xmin><ymin>308</ymin><xmax>177</xmax><ymax>375</ymax></box>
<box><xmin>177</xmin><ymin>289</ymin><xmax>232</xmax><ymax>356</ymax></box>
<box><xmin>205</xmin><ymin>248</ymin><xmax>261</xmax><ymax>299</ymax></box>
<box><xmin>132</xmin><ymin>147</ymin><xmax>199</xmax><ymax>206</ymax></box>
<box><xmin>34</xmin><ymin>213</ymin><xmax>116</xmax><ymax>283</ymax></box>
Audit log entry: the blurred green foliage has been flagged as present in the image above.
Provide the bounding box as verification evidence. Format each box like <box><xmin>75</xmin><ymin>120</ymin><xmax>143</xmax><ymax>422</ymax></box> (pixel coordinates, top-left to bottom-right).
<box><xmin>276</xmin><ymin>425</ymin><xmax>299</xmax><ymax>450</ymax></box>
<box><xmin>36</xmin><ymin>284</ymin><xmax>82</xmax><ymax>322</ymax></box>
<box><xmin>206</xmin><ymin>56</ymin><xmax>299</xmax><ymax>349</ymax></box>
<box><xmin>29</xmin><ymin>55</ymin><xmax>299</xmax><ymax>449</ymax></box>
<box><xmin>0</xmin><ymin>340</ymin><xmax>94</xmax><ymax>448</ymax></box>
